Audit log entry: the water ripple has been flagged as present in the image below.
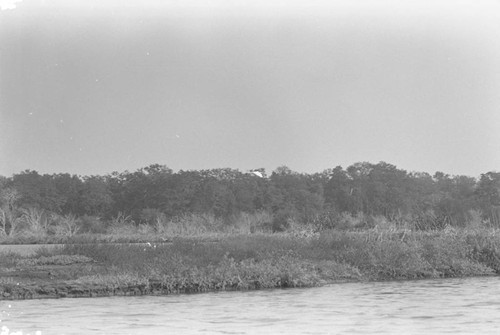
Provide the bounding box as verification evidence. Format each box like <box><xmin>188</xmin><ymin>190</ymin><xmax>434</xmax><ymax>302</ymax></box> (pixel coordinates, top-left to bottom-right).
<box><xmin>2</xmin><ymin>277</ymin><xmax>500</xmax><ymax>334</ymax></box>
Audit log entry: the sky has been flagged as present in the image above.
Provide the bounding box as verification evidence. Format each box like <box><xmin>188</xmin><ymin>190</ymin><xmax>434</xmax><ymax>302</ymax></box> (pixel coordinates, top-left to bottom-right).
<box><xmin>1</xmin><ymin>0</ymin><xmax>500</xmax><ymax>178</ymax></box>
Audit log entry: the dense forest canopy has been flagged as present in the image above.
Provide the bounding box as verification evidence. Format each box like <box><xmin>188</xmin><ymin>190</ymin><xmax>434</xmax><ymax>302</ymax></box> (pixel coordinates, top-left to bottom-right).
<box><xmin>1</xmin><ymin>162</ymin><xmax>499</xmax><ymax>231</ymax></box>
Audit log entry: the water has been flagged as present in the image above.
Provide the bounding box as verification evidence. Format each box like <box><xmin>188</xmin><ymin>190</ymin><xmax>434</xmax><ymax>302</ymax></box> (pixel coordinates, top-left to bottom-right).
<box><xmin>1</xmin><ymin>277</ymin><xmax>500</xmax><ymax>334</ymax></box>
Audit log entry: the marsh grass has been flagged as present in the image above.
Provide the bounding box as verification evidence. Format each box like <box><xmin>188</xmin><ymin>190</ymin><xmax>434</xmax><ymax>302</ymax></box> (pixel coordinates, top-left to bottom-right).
<box><xmin>16</xmin><ymin>254</ymin><xmax>93</xmax><ymax>267</ymax></box>
<box><xmin>75</xmin><ymin>272</ymin><xmax>148</xmax><ymax>288</ymax></box>
<box><xmin>155</xmin><ymin>213</ymin><xmax>221</xmax><ymax>235</ymax></box>
<box><xmin>2</xmin><ymin>218</ymin><xmax>500</xmax><ymax>298</ymax></box>
<box><xmin>0</xmin><ymin>251</ymin><xmax>23</xmax><ymax>268</ymax></box>
<box><xmin>36</xmin><ymin>229</ymin><xmax>497</xmax><ymax>295</ymax></box>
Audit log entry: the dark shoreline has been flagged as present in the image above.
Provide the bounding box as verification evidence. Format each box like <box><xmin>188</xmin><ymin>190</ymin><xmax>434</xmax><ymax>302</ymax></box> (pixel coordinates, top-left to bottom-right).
<box><xmin>2</xmin><ymin>274</ymin><xmax>498</xmax><ymax>301</ymax></box>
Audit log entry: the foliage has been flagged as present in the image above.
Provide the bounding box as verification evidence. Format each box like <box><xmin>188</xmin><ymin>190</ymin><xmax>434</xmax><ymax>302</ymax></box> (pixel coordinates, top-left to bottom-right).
<box><xmin>51</xmin><ymin>213</ymin><xmax>80</xmax><ymax>237</ymax></box>
<box><xmin>0</xmin><ymin>161</ymin><xmax>499</xmax><ymax>237</ymax></box>
<box><xmin>5</xmin><ymin>229</ymin><xmax>495</xmax><ymax>298</ymax></box>
<box><xmin>19</xmin><ymin>207</ymin><xmax>49</xmax><ymax>236</ymax></box>
<box><xmin>0</xmin><ymin>187</ymin><xmax>21</xmax><ymax>236</ymax></box>
<box><xmin>16</xmin><ymin>254</ymin><xmax>93</xmax><ymax>267</ymax></box>
<box><xmin>76</xmin><ymin>215</ymin><xmax>107</xmax><ymax>234</ymax></box>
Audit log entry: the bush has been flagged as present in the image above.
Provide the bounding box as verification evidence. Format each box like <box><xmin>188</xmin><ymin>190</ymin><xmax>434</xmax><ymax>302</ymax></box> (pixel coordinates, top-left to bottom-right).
<box><xmin>155</xmin><ymin>213</ymin><xmax>224</xmax><ymax>236</ymax></box>
<box><xmin>18</xmin><ymin>207</ymin><xmax>50</xmax><ymax>237</ymax></box>
<box><xmin>466</xmin><ymin>231</ymin><xmax>500</xmax><ymax>273</ymax></box>
<box><xmin>272</xmin><ymin>208</ymin><xmax>297</xmax><ymax>232</ymax></box>
<box><xmin>420</xmin><ymin>232</ymin><xmax>494</xmax><ymax>277</ymax></box>
<box><xmin>51</xmin><ymin>214</ymin><xmax>80</xmax><ymax>237</ymax></box>
<box><xmin>77</xmin><ymin>215</ymin><xmax>107</xmax><ymax>234</ymax></box>
<box><xmin>140</xmin><ymin>208</ymin><xmax>166</xmax><ymax>226</ymax></box>
<box><xmin>231</xmin><ymin>211</ymin><xmax>273</xmax><ymax>234</ymax></box>
<box><xmin>411</xmin><ymin>210</ymin><xmax>448</xmax><ymax>230</ymax></box>
<box><xmin>465</xmin><ymin>209</ymin><xmax>489</xmax><ymax>231</ymax></box>
<box><xmin>337</xmin><ymin>212</ymin><xmax>369</xmax><ymax>230</ymax></box>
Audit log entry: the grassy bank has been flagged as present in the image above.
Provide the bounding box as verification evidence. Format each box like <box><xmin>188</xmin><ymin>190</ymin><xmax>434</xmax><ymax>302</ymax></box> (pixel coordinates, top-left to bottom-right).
<box><xmin>1</xmin><ymin>227</ymin><xmax>500</xmax><ymax>300</ymax></box>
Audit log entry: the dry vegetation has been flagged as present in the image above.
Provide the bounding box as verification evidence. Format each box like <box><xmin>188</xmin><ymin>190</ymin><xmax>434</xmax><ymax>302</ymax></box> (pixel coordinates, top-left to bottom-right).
<box><xmin>1</xmin><ymin>217</ymin><xmax>499</xmax><ymax>299</ymax></box>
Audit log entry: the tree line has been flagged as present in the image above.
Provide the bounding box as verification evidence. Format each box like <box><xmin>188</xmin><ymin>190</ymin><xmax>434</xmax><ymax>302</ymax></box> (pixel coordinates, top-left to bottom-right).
<box><xmin>1</xmin><ymin>162</ymin><xmax>499</xmax><ymax>231</ymax></box>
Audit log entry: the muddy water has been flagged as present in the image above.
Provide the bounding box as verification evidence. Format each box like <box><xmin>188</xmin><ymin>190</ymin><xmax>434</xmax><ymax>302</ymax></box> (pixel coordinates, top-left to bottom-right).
<box><xmin>1</xmin><ymin>276</ymin><xmax>500</xmax><ymax>334</ymax></box>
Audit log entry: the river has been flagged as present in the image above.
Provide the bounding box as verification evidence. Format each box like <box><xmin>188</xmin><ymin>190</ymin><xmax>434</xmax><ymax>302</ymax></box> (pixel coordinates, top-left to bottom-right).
<box><xmin>1</xmin><ymin>276</ymin><xmax>499</xmax><ymax>334</ymax></box>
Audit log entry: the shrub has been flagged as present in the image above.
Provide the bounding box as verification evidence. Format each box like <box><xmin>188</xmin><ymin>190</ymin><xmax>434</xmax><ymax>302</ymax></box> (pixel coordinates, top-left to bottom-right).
<box><xmin>110</xmin><ymin>212</ymin><xmax>134</xmax><ymax>227</ymax></box>
<box><xmin>107</xmin><ymin>222</ymin><xmax>139</xmax><ymax>236</ymax></box>
<box><xmin>140</xmin><ymin>208</ymin><xmax>166</xmax><ymax>226</ymax></box>
<box><xmin>338</xmin><ymin>212</ymin><xmax>369</xmax><ymax>230</ymax></box>
<box><xmin>465</xmin><ymin>209</ymin><xmax>489</xmax><ymax>231</ymax></box>
<box><xmin>272</xmin><ymin>208</ymin><xmax>297</xmax><ymax>232</ymax></box>
<box><xmin>466</xmin><ymin>231</ymin><xmax>500</xmax><ymax>273</ymax></box>
<box><xmin>372</xmin><ymin>215</ymin><xmax>397</xmax><ymax>231</ymax></box>
<box><xmin>18</xmin><ymin>207</ymin><xmax>50</xmax><ymax>237</ymax></box>
<box><xmin>77</xmin><ymin>215</ymin><xmax>107</xmax><ymax>234</ymax></box>
<box><xmin>51</xmin><ymin>214</ymin><xmax>80</xmax><ymax>237</ymax></box>
<box><xmin>0</xmin><ymin>208</ymin><xmax>21</xmax><ymax>237</ymax></box>
<box><xmin>420</xmin><ymin>233</ymin><xmax>494</xmax><ymax>277</ymax></box>
<box><xmin>230</xmin><ymin>211</ymin><xmax>273</xmax><ymax>234</ymax></box>
<box><xmin>411</xmin><ymin>210</ymin><xmax>448</xmax><ymax>230</ymax></box>
<box><xmin>310</xmin><ymin>210</ymin><xmax>339</xmax><ymax>231</ymax></box>
<box><xmin>156</xmin><ymin>213</ymin><xmax>224</xmax><ymax>236</ymax></box>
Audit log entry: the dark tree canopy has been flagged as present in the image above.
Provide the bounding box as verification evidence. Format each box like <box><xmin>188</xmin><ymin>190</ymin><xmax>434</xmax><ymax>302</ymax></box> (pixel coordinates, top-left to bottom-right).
<box><xmin>1</xmin><ymin>162</ymin><xmax>498</xmax><ymax>227</ymax></box>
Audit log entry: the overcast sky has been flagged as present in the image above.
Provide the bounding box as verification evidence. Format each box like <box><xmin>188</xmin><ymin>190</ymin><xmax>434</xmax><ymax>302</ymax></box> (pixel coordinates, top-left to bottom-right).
<box><xmin>1</xmin><ymin>0</ymin><xmax>500</xmax><ymax>178</ymax></box>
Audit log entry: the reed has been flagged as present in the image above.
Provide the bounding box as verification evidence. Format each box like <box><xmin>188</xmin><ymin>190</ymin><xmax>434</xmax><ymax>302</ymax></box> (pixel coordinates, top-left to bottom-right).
<box><xmin>2</xmin><ymin>228</ymin><xmax>500</xmax><ymax>299</ymax></box>
<box><xmin>57</xmin><ymin>229</ymin><xmax>500</xmax><ymax>291</ymax></box>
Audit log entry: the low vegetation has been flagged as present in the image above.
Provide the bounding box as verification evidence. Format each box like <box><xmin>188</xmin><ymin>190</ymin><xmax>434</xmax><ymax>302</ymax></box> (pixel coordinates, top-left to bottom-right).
<box><xmin>1</xmin><ymin>226</ymin><xmax>499</xmax><ymax>299</ymax></box>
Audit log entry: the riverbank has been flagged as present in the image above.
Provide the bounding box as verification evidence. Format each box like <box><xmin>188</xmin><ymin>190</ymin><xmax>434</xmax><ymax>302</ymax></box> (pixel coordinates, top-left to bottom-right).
<box><xmin>1</xmin><ymin>228</ymin><xmax>499</xmax><ymax>300</ymax></box>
